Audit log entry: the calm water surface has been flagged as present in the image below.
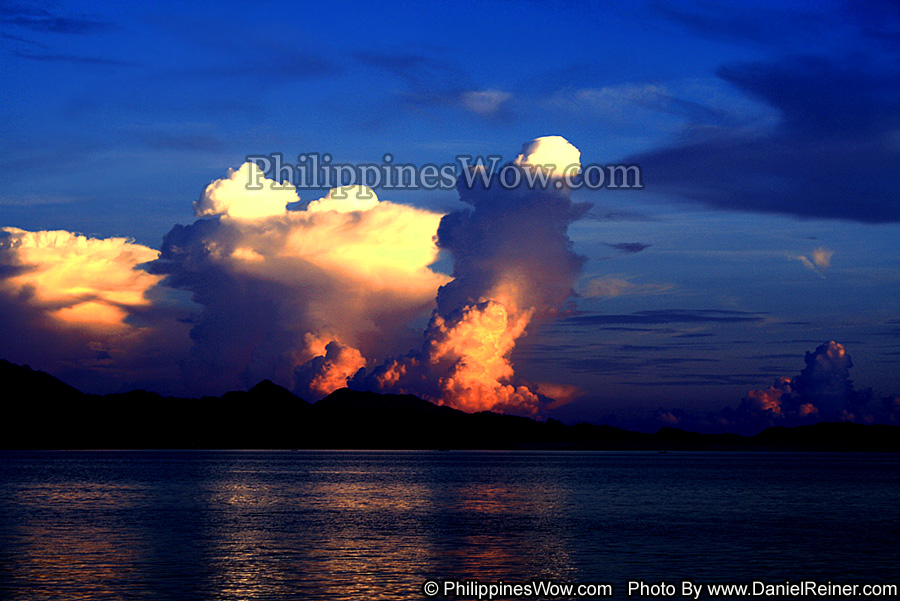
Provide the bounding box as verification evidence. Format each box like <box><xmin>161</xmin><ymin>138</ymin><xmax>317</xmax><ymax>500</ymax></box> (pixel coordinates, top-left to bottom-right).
<box><xmin>0</xmin><ymin>451</ymin><xmax>897</xmax><ymax>600</ymax></box>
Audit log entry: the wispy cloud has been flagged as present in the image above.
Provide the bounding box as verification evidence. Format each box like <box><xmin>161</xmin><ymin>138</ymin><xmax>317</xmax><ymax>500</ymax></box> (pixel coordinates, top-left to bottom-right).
<box><xmin>354</xmin><ymin>50</ymin><xmax>510</xmax><ymax>118</ymax></box>
<box><xmin>562</xmin><ymin>309</ymin><xmax>766</xmax><ymax>326</ymax></box>
<box><xmin>791</xmin><ymin>247</ymin><xmax>834</xmax><ymax>277</ymax></box>
<box><xmin>653</xmin><ymin>1</ymin><xmax>830</xmax><ymax>49</ymax></box>
<box><xmin>0</xmin><ymin>31</ymin><xmax>46</xmax><ymax>45</ymax></box>
<box><xmin>0</xmin><ymin>2</ymin><xmax>114</xmax><ymax>35</ymax></box>
<box><xmin>630</xmin><ymin>54</ymin><xmax>900</xmax><ymax>222</ymax></box>
<box><xmin>605</xmin><ymin>242</ymin><xmax>652</xmax><ymax>254</ymax></box>
<box><xmin>579</xmin><ymin>276</ymin><xmax>671</xmax><ymax>299</ymax></box>
<box><xmin>12</xmin><ymin>50</ymin><xmax>137</xmax><ymax>67</ymax></box>
<box><xmin>459</xmin><ymin>90</ymin><xmax>512</xmax><ymax>116</ymax></box>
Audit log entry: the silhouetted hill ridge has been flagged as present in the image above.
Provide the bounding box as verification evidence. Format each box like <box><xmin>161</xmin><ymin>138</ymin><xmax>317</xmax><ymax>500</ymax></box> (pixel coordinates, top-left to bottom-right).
<box><xmin>1</xmin><ymin>360</ymin><xmax>898</xmax><ymax>451</ymax></box>
<box><xmin>1</xmin><ymin>359</ymin><xmax>83</xmax><ymax>400</ymax></box>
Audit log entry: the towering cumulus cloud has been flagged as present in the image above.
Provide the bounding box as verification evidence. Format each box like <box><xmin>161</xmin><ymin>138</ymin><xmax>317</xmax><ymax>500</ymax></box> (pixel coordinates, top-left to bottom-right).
<box><xmin>0</xmin><ymin>228</ymin><xmax>161</xmax><ymax>329</ymax></box>
<box><xmin>650</xmin><ymin>340</ymin><xmax>900</xmax><ymax>433</ymax></box>
<box><xmin>733</xmin><ymin>341</ymin><xmax>900</xmax><ymax>428</ymax></box>
<box><xmin>152</xmin><ymin>165</ymin><xmax>449</xmax><ymax>396</ymax></box>
<box><xmin>0</xmin><ymin>227</ymin><xmax>185</xmax><ymax>391</ymax></box>
<box><xmin>365</xmin><ymin>136</ymin><xmax>589</xmax><ymax>415</ymax></box>
<box><xmin>0</xmin><ymin>137</ymin><xmax>588</xmax><ymax>411</ymax></box>
<box><xmin>739</xmin><ymin>341</ymin><xmax>856</xmax><ymax>421</ymax></box>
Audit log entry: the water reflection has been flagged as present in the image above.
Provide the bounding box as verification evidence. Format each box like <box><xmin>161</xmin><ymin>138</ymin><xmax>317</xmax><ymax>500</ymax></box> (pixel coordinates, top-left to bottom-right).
<box><xmin>0</xmin><ymin>451</ymin><xmax>898</xmax><ymax>600</ymax></box>
<box><xmin>422</xmin><ymin>478</ymin><xmax>575</xmax><ymax>582</ymax></box>
<box><xmin>3</xmin><ymin>473</ymin><xmax>151</xmax><ymax>599</ymax></box>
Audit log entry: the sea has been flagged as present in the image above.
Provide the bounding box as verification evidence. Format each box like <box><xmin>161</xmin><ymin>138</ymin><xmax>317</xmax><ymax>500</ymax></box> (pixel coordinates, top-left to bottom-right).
<box><xmin>0</xmin><ymin>451</ymin><xmax>897</xmax><ymax>600</ymax></box>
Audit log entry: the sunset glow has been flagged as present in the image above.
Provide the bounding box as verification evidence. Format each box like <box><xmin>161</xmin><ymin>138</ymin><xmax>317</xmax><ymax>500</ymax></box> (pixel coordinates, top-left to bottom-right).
<box><xmin>0</xmin><ymin>0</ymin><xmax>896</xmax><ymax>429</ymax></box>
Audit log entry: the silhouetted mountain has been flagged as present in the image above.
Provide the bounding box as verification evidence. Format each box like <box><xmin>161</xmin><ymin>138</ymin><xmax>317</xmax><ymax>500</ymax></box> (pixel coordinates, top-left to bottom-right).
<box><xmin>2</xmin><ymin>360</ymin><xmax>85</xmax><ymax>445</ymax></box>
<box><xmin>2</xmin><ymin>359</ymin><xmax>83</xmax><ymax>400</ymax></box>
<box><xmin>1</xmin><ymin>360</ymin><xmax>898</xmax><ymax>451</ymax></box>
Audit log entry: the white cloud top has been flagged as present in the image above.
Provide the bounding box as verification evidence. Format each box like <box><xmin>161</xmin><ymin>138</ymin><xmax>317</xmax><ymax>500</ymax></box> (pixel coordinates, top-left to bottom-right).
<box><xmin>306</xmin><ymin>185</ymin><xmax>380</xmax><ymax>213</ymax></box>
<box><xmin>513</xmin><ymin>135</ymin><xmax>581</xmax><ymax>172</ymax></box>
<box><xmin>194</xmin><ymin>162</ymin><xmax>298</xmax><ymax>220</ymax></box>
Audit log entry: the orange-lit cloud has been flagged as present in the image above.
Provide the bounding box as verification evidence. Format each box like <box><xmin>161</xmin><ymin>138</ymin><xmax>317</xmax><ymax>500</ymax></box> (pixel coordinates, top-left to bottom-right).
<box><xmin>792</xmin><ymin>246</ymin><xmax>834</xmax><ymax>276</ymax></box>
<box><xmin>0</xmin><ymin>227</ymin><xmax>189</xmax><ymax>391</ymax></box>
<box><xmin>0</xmin><ymin>227</ymin><xmax>161</xmax><ymax>329</ymax></box>
<box><xmin>365</xmin><ymin>136</ymin><xmax>589</xmax><ymax>415</ymax></box>
<box><xmin>735</xmin><ymin>341</ymin><xmax>889</xmax><ymax>427</ymax></box>
<box><xmin>798</xmin><ymin>403</ymin><xmax>818</xmax><ymax>416</ymax></box>
<box><xmin>745</xmin><ymin>385</ymin><xmax>785</xmax><ymax>416</ymax></box>
<box><xmin>656</xmin><ymin>342</ymin><xmax>900</xmax><ymax>434</ymax></box>
<box><xmin>295</xmin><ymin>336</ymin><xmax>367</xmax><ymax>399</ymax></box>
<box><xmin>811</xmin><ymin>247</ymin><xmax>834</xmax><ymax>269</ymax></box>
<box><xmin>374</xmin><ymin>300</ymin><xmax>540</xmax><ymax>414</ymax></box>
<box><xmin>0</xmin><ymin>137</ymin><xmax>592</xmax><ymax>412</ymax></box>
<box><xmin>536</xmin><ymin>382</ymin><xmax>584</xmax><ymax>410</ymax></box>
<box><xmin>154</xmin><ymin>166</ymin><xmax>449</xmax><ymax>396</ymax></box>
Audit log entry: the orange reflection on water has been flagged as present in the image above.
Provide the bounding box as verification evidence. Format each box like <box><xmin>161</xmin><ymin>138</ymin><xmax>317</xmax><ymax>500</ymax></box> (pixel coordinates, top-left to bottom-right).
<box><xmin>429</xmin><ymin>479</ymin><xmax>575</xmax><ymax>581</ymax></box>
<box><xmin>2</xmin><ymin>453</ymin><xmax>580</xmax><ymax>600</ymax></box>
<box><xmin>296</xmin><ymin>474</ymin><xmax>436</xmax><ymax>599</ymax></box>
<box><xmin>202</xmin><ymin>479</ymin><xmax>291</xmax><ymax>599</ymax></box>
<box><xmin>7</xmin><ymin>481</ymin><xmax>149</xmax><ymax>600</ymax></box>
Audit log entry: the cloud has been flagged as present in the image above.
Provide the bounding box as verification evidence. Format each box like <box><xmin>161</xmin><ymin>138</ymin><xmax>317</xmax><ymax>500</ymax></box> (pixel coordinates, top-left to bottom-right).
<box><xmin>11</xmin><ymin>51</ymin><xmax>137</xmax><ymax>67</ymax></box>
<box><xmin>548</xmin><ymin>82</ymin><xmax>732</xmax><ymax>126</ymax></box>
<box><xmin>635</xmin><ymin>341</ymin><xmax>900</xmax><ymax>434</ymax></box>
<box><xmin>605</xmin><ymin>242</ymin><xmax>652</xmax><ymax>254</ymax></box>
<box><xmin>354</xmin><ymin>50</ymin><xmax>513</xmax><ymax>119</ymax></box>
<box><xmin>792</xmin><ymin>341</ymin><xmax>855</xmax><ymax>414</ymax></box>
<box><xmin>402</xmin><ymin>88</ymin><xmax>515</xmax><ymax>118</ymax></box>
<box><xmin>583</xmin><ymin>210</ymin><xmax>659</xmax><ymax>222</ymax></box>
<box><xmin>562</xmin><ymin>309</ymin><xmax>765</xmax><ymax>326</ymax></box>
<box><xmin>731</xmin><ymin>342</ymin><xmax>862</xmax><ymax>425</ymax></box>
<box><xmin>193</xmin><ymin>162</ymin><xmax>297</xmax><ymax>220</ymax></box>
<box><xmin>791</xmin><ymin>246</ymin><xmax>834</xmax><ymax>276</ymax></box>
<box><xmin>511</xmin><ymin>136</ymin><xmax>581</xmax><ymax>172</ymax></box>
<box><xmin>459</xmin><ymin>90</ymin><xmax>513</xmax><ymax>116</ymax></box>
<box><xmin>306</xmin><ymin>185</ymin><xmax>380</xmax><ymax>213</ymax></box>
<box><xmin>0</xmin><ymin>137</ymin><xmax>591</xmax><ymax>414</ymax></box>
<box><xmin>578</xmin><ymin>276</ymin><xmax>672</xmax><ymax>299</ymax></box>
<box><xmin>536</xmin><ymin>382</ymin><xmax>584</xmax><ymax>410</ymax></box>
<box><xmin>743</xmin><ymin>379</ymin><xmax>789</xmax><ymax>417</ymax></box>
<box><xmin>2</xmin><ymin>5</ymin><xmax>129</xmax><ymax>66</ymax></box>
<box><xmin>0</xmin><ymin>227</ymin><xmax>160</xmax><ymax>329</ymax></box>
<box><xmin>355</xmin><ymin>50</ymin><xmax>505</xmax><ymax>117</ymax></box>
<box><xmin>811</xmin><ymin>247</ymin><xmax>833</xmax><ymax>269</ymax></box>
<box><xmin>294</xmin><ymin>337</ymin><xmax>366</xmax><ymax>400</ymax></box>
<box><xmin>546</xmin><ymin>79</ymin><xmax>775</xmax><ymax>132</ymax></box>
<box><xmin>152</xmin><ymin>166</ymin><xmax>449</xmax><ymax>396</ymax></box>
<box><xmin>629</xmin><ymin>55</ymin><xmax>900</xmax><ymax>222</ymax></box>
<box><xmin>0</xmin><ymin>2</ymin><xmax>113</xmax><ymax>35</ymax></box>
<box><xmin>437</xmin><ymin>136</ymin><xmax>588</xmax><ymax>315</ymax></box>
<box><xmin>360</xmin><ymin>136</ymin><xmax>590</xmax><ymax>415</ymax></box>
<box><xmin>369</xmin><ymin>301</ymin><xmax>541</xmax><ymax>414</ymax></box>
<box><xmin>549</xmin><ymin>83</ymin><xmax>668</xmax><ymax>112</ymax></box>
<box><xmin>0</xmin><ymin>31</ymin><xmax>45</xmax><ymax>45</ymax></box>
<box><xmin>654</xmin><ymin>1</ymin><xmax>828</xmax><ymax>49</ymax></box>
<box><xmin>692</xmin><ymin>341</ymin><xmax>900</xmax><ymax>433</ymax></box>
<box><xmin>354</xmin><ymin>51</ymin><xmax>461</xmax><ymax>86</ymax></box>
<box><xmin>0</xmin><ymin>227</ymin><xmax>188</xmax><ymax>392</ymax></box>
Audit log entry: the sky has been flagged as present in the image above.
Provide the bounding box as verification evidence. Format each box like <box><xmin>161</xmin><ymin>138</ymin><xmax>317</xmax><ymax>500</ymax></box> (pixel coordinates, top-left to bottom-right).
<box><xmin>1</xmin><ymin>0</ymin><xmax>898</xmax><ymax>433</ymax></box>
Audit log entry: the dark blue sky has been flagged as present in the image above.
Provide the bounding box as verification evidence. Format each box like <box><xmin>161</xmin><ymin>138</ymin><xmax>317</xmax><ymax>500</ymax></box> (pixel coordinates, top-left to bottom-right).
<box><xmin>1</xmin><ymin>0</ymin><xmax>898</xmax><ymax>431</ymax></box>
